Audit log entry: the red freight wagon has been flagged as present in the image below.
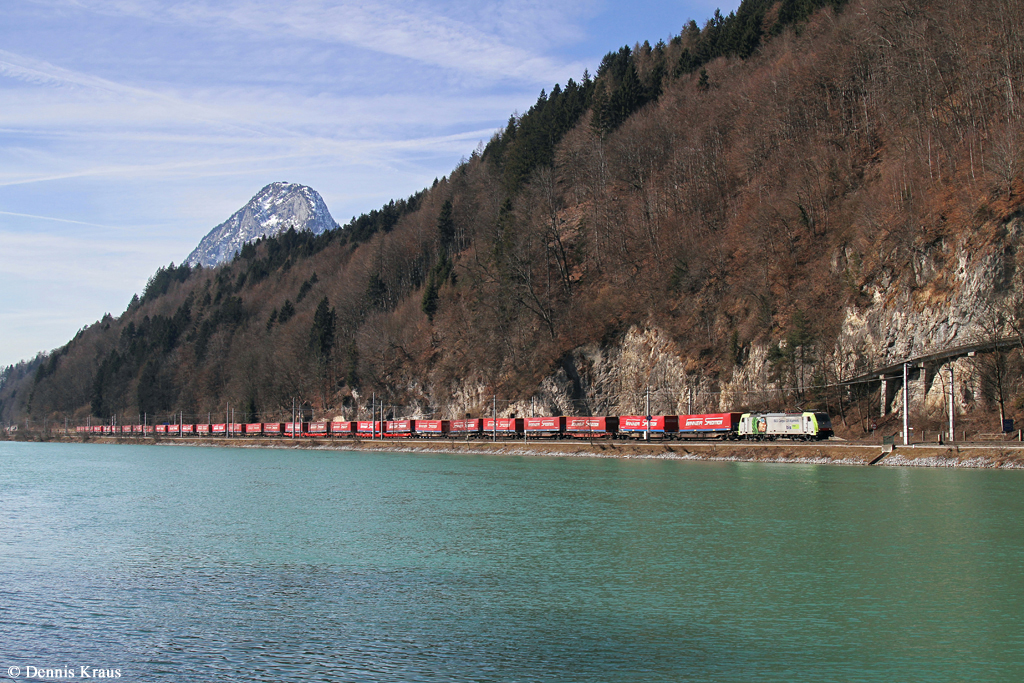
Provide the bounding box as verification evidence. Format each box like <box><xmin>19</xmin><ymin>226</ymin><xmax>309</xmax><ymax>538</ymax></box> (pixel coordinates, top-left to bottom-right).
<box><xmin>330</xmin><ymin>421</ymin><xmax>354</xmax><ymax>435</ymax></box>
<box><xmin>524</xmin><ymin>416</ymin><xmax>566</xmax><ymax>437</ymax></box>
<box><xmin>566</xmin><ymin>416</ymin><xmax>619</xmax><ymax>438</ymax></box>
<box><xmin>133</xmin><ymin>425</ymin><xmax>145</xmax><ymax>433</ymax></box>
<box><xmin>244</xmin><ymin>423</ymin><xmax>263</xmax><ymax>435</ymax></box>
<box><xmin>155</xmin><ymin>425</ymin><xmax>168</xmax><ymax>434</ymax></box>
<box><xmin>143</xmin><ymin>426</ymin><xmax>154</xmax><ymax>435</ymax></box>
<box><xmin>227</xmin><ymin>423</ymin><xmax>244</xmax><ymax>436</ymax></box>
<box><xmin>122</xmin><ymin>426</ymin><xmax>133</xmax><ymax>434</ymax></box>
<box><xmin>450</xmin><ymin>419</ymin><xmax>483</xmax><ymax>437</ymax></box>
<box><xmin>306</xmin><ymin>421</ymin><xmax>328</xmax><ymax>436</ymax></box>
<box><xmin>356</xmin><ymin>421</ymin><xmax>383</xmax><ymax>438</ymax></box>
<box><xmin>283</xmin><ymin>422</ymin><xmax>306</xmax><ymax>436</ymax></box>
<box><xmin>678</xmin><ymin>413</ymin><xmax>741</xmax><ymax>438</ymax></box>
<box><xmin>618</xmin><ymin>415</ymin><xmax>680</xmax><ymax>438</ymax></box>
<box><xmin>212</xmin><ymin>423</ymin><xmax>227</xmax><ymax>434</ymax></box>
<box><xmin>414</xmin><ymin>420</ymin><xmax>449</xmax><ymax>436</ymax></box>
<box><xmin>385</xmin><ymin>420</ymin><xmax>413</xmax><ymax>437</ymax></box>
<box><xmin>483</xmin><ymin>418</ymin><xmax>523</xmax><ymax>437</ymax></box>
<box><xmin>93</xmin><ymin>426</ymin><xmax>105</xmax><ymax>434</ymax></box>
<box><xmin>263</xmin><ymin>422</ymin><xmax>283</xmax><ymax>435</ymax></box>
<box><xmin>192</xmin><ymin>424</ymin><xmax>206</xmax><ymax>435</ymax></box>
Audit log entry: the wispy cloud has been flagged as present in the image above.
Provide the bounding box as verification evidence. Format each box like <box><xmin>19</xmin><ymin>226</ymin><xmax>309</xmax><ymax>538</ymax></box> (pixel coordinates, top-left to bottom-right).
<box><xmin>0</xmin><ymin>210</ymin><xmax>122</xmax><ymax>229</ymax></box>
<box><xmin>61</xmin><ymin>0</ymin><xmax>590</xmax><ymax>83</ymax></box>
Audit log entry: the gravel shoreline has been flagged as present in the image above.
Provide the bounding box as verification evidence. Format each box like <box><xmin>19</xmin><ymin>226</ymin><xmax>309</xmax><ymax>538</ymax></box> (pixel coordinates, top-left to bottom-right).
<box><xmin>38</xmin><ymin>435</ymin><xmax>1024</xmax><ymax>469</ymax></box>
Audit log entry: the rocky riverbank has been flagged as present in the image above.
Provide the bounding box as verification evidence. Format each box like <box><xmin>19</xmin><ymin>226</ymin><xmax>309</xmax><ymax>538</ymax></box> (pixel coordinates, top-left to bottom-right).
<box><xmin>41</xmin><ymin>435</ymin><xmax>1024</xmax><ymax>469</ymax></box>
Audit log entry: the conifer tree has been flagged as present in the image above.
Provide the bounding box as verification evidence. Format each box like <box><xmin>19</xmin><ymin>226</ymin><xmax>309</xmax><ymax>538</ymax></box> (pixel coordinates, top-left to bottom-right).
<box><xmin>310</xmin><ymin>297</ymin><xmax>337</xmax><ymax>361</ymax></box>
<box><xmin>437</xmin><ymin>199</ymin><xmax>456</xmax><ymax>255</ymax></box>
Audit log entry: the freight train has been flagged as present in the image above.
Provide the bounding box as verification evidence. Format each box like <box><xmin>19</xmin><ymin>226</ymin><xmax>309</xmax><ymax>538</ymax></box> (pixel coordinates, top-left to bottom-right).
<box><xmin>74</xmin><ymin>411</ymin><xmax>833</xmax><ymax>441</ymax></box>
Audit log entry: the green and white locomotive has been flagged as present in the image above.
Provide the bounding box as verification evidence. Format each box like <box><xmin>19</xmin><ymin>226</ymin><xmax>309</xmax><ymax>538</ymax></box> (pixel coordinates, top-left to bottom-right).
<box><xmin>738</xmin><ymin>412</ymin><xmax>833</xmax><ymax>441</ymax></box>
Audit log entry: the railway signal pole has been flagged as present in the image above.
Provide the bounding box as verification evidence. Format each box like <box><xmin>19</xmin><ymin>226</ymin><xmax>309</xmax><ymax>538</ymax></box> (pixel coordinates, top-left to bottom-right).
<box><xmin>645</xmin><ymin>387</ymin><xmax>650</xmax><ymax>441</ymax></box>
<box><xmin>949</xmin><ymin>365</ymin><xmax>955</xmax><ymax>442</ymax></box>
<box><xmin>903</xmin><ymin>362</ymin><xmax>910</xmax><ymax>445</ymax></box>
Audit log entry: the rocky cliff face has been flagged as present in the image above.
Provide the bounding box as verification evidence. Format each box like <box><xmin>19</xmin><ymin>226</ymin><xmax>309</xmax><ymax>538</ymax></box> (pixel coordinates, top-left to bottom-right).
<box><xmin>186</xmin><ymin>182</ymin><xmax>336</xmax><ymax>268</ymax></box>
<box><xmin>457</xmin><ymin>212</ymin><xmax>1024</xmax><ymax>424</ymax></box>
<box><xmin>836</xmin><ymin>217</ymin><xmax>1022</xmax><ymax>373</ymax></box>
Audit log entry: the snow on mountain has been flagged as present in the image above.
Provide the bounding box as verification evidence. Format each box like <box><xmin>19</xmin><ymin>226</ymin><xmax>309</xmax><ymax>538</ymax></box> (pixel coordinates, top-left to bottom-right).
<box><xmin>185</xmin><ymin>182</ymin><xmax>337</xmax><ymax>268</ymax></box>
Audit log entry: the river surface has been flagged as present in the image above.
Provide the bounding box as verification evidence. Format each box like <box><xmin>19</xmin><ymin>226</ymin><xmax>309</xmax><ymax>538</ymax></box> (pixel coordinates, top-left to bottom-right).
<box><xmin>1</xmin><ymin>441</ymin><xmax>1022</xmax><ymax>682</ymax></box>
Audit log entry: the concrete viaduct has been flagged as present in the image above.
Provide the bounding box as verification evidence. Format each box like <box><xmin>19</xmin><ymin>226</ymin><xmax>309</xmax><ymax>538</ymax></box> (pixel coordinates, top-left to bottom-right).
<box><xmin>841</xmin><ymin>335</ymin><xmax>1022</xmax><ymax>418</ymax></box>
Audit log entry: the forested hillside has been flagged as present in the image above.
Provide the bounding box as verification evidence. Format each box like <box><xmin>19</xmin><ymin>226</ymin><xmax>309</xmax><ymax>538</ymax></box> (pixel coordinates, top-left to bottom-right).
<box><xmin>4</xmin><ymin>0</ymin><xmax>1024</xmax><ymax>435</ymax></box>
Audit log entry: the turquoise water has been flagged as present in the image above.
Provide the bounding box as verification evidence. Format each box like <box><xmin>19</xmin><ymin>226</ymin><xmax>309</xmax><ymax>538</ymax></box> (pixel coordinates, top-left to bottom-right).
<box><xmin>1</xmin><ymin>441</ymin><xmax>1022</xmax><ymax>682</ymax></box>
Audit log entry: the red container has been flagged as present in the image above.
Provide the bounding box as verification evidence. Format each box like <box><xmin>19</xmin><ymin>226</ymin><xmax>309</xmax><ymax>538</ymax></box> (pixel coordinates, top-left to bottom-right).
<box><xmin>244</xmin><ymin>423</ymin><xmax>263</xmax><ymax>435</ymax></box>
<box><xmin>143</xmin><ymin>426</ymin><xmax>154</xmax><ymax>434</ymax></box>
<box><xmin>185</xmin><ymin>424</ymin><xmax>199</xmax><ymax>434</ymax></box>
<box><xmin>678</xmin><ymin>413</ymin><xmax>741</xmax><ymax>437</ymax></box>
<box><xmin>385</xmin><ymin>420</ymin><xmax>413</xmax><ymax>437</ymax></box>
<box><xmin>227</xmin><ymin>423</ymin><xmax>244</xmax><ymax>435</ymax></box>
<box><xmin>450</xmin><ymin>419</ymin><xmax>483</xmax><ymax>436</ymax></box>
<box><xmin>283</xmin><ymin>422</ymin><xmax>306</xmax><ymax>436</ymax></box>
<box><xmin>566</xmin><ymin>416</ymin><xmax>619</xmax><ymax>437</ymax></box>
<box><xmin>523</xmin><ymin>416</ymin><xmax>566</xmax><ymax>436</ymax></box>
<box><xmin>155</xmin><ymin>425</ymin><xmax>167</xmax><ymax>434</ymax></box>
<box><xmin>356</xmin><ymin>421</ymin><xmax>383</xmax><ymax>437</ymax></box>
<box><xmin>483</xmin><ymin>418</ymin><xmax>523</xmax><ymax>435</ymax></box>
<box><xmin>132</xmin><ymin>425</ymin><xmax>144</xmax><ymax>434</ymax></box>
<box><xmin>212</xmin><ymin>423</ymin><xmax>227</xmax><ymax>434</ymax></box>
<box><xmin>263</xmin><ymin>422</ymin><xmax>282</xmax><ymax>435</ymax></box>
<box><xmin>618</xmin><ymin>415</ymin><xmax>679</xmax><ymax>436</ymax></box>
<box><xmin>330</xmin><ymin>421</ymin><xmax>354</xmax><ymax>435</ymax></box>
<box><xmin>306</xmin><ymin>421</ymin><xmax>328</xmax><ymax>436</ymax></box>
<box><xmin>414</xmin><ymin>420</ymin><xmax>449</xmax><ymax>436</ymax></box>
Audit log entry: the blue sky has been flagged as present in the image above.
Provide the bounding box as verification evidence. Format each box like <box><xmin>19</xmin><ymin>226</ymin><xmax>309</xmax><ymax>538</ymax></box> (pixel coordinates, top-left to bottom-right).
<box><xmin>0</xmin><ymin>0</ymin><xmax>738</xmax><ymax>369</ymax></box>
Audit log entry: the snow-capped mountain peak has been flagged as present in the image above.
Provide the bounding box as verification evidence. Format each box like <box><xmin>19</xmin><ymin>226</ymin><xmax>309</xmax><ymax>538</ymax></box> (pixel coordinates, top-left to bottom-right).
<box><xmin>185</xmin><ymin>182</ymin><xmax>337</xmax><ymax>268</ymax></box>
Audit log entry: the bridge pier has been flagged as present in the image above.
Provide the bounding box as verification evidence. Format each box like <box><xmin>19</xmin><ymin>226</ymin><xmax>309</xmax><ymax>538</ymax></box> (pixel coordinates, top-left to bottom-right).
<box><xmin>880</xmin><ymin>375</ymin><xmax>887</xmax><ymax>417</ymax></box>
<box><xmin>880</xmin><ymin>374</ymin><xmax>901</xmax><ymax>417</ymax></box>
